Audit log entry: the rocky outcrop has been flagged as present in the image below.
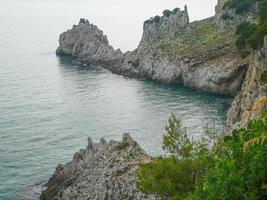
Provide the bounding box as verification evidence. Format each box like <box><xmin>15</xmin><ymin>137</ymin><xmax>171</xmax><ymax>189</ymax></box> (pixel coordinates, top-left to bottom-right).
<box><xmin>41</xmin><ymin>133</ymin><xmax>158</xmax><ymax>200</ymax></box>
<box><xmin>56</xmin><ymin>19</ymin><xmax>124</xmax><ymax>71</ymax></box>
<box><xmin>225</xmin><ymin>37</ymin><xmax>267</xmax><ymax>131</ymax></box>
<box><xmin>56</xmin><ymin>1</ymin><xmax>250</xmax><ymax>97</ymax></box>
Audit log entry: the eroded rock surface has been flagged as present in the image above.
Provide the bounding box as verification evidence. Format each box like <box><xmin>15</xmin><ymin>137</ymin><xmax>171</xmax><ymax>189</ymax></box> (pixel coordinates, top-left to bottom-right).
<box><xmin>56</xmin><ymin>1</ymin><xmax>252</xmax><ymax>97</ymax></box>
<box><xmin>226</xmin><ymin>37</ymin><xmax>267</xmax><ymax>131</ymax></box>
<box><xmin>40</xmin><ymin>133</ymin><xmax>158</xmax><ymax>200</ymax></box>
<box><xmin>56</xmin><ymin>19</ymin><xmax>124</xmax><ymax>71</ymax></box>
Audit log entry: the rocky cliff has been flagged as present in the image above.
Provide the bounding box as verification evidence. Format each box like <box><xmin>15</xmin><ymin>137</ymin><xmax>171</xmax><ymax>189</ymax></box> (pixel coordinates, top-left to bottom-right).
<box><xmin>41</xmin><ymin>134</ymin><xmax>158</xmax><ymax>200</ymax></box>
<box><xmin>46</xmin><ymin>1</ymin><xmax>267</xmax><ymax>199</ymax></box>
<box><xmin>56</xmin><ymin>1</ymin><xmax>254</xmax><ymax>97</ymax></box>
<box><xmin>226</xmin><ymin>37</ymin><xmax>267</xmax><ymax>131</ymax></box>
<box><xmin>56</xmin><ymin>19</ymin><xmax>124</xmax><ymax>71</ymax></box>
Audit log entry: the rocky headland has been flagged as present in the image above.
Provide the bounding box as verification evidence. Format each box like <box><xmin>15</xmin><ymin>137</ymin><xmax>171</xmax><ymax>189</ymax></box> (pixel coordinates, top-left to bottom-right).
<box><xmin>41</xmin><ymin>134</ymin><xmax>159</xmax><ymax>200</ymax></box>
<box><xmin>42</xmin><ymin>0</ymin><xmax>267</xmax><ymax>199</ymax></box>
<box><xmin>56</xmin><ymin>0</ymin><xmax>257</xmax><ymax>97</ymax></box>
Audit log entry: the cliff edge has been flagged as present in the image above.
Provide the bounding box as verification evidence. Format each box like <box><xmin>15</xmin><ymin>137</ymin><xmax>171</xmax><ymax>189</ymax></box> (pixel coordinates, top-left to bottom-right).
<box><xmin>56</xmin><ymin>0</ymin><xmax>254</xmax><ymax>97</ymax></box>
<box><xmin>40</xmin><ymin>134</ymin><xmax>158</xmax><ymax>200</ymax></box>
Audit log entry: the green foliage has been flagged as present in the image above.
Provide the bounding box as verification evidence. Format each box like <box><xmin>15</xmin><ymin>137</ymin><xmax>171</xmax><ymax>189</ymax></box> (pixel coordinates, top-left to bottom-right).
<box><xmin>136</xmin><ymin>112</ymin><xmax>267</xmax><ymax>200</ymax></box>
<box><xmin>172</xmin><ymin>8</ymin><xmax>179</xmax><ymax>14</ymax></box>
<box><xmin>198</xmin><ymin>112</ymin><xmax>267</xmax><ymax>200</ymax></box>
<box><xmin>235</xmin><ymin>22</ymin><xmax>257</xmax><ymax>48</ymax></box>
<box><xmin>261</xmin><ymin>70</ymin><xmax>267</xmax><ymax>84</ymax></box>
<box><xmin>160</xmin><ymin>20</ymin><xmax>234</xmax><ymax>57</ymax></box>
<box><xmin>143</xmin><ymin>15</ymin><xmax>161</xmax><ymax>27</ymax></box>
<box><xmin>221</xmin><ymin>13</ymin><xmax>234</xmax><ymax>20</ymax></box>
<box><xmin>223</xmin><ymin>0</ymin><xmax>259</xmax><ymax>14</ymax></box>
<box><xmin>224</xmin><ymin>0</ymin><xmax>267</xmax><ymax>50</ymax></box>
<box><xmin>163</xmin><ymin>9</ymin><xmax>172</xmax><ymax>17</ymax></box>
<box><xmin>260</xmin><ymin>0</ymin><xmax>267</xmax><ymax>20</ymax></box>
<box><xmin>154</xmin><ymin>15</ymin><xmax>161</xmax><ymax>23</ymax></box>
<box><xmin>137</xmin><ymin>115</ymin><xmax>218</xmax><ymax>199</ymax></box>
<box><xmin>163</xmin><ymin>115</ymin><xmax>193</xmax><ymax>158</ymax></box>
<box><xmin>116</xmin><ymin>142</ymin><xmax>129</xmax><ymax>151</ymax></box>
<box><xmin>143</xmin><ymin>19</ymin><xmax>154</xmax><ymax>26</ymax></box>
<box><xmin>137</xmin><ymin>157</ymin><xmax>195</xmax><ymax>199</ymax></box>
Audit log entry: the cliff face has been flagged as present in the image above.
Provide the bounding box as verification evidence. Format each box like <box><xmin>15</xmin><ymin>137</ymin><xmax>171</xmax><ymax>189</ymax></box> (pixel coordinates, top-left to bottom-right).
<box><xmin>41</xmin><ymin>134</ymin><xmax>158</xmax><ymax>200</ymax></box>
<box><xmin>56</xmin><ymin>1</ymin><xmax>253</xmax><ymax>97</ymax></box>
<box><xmin>226</xmin><ymin>37</ymin><xmax>267</xmax><ymax>131</ymax></box>
<box><xmin>44</xmin><ymin>2</ymin><xmax>267</xmax><ymax>199</ymax></box>
<box><xmin>55</xmin><ymin>0</ymin><xmax>266</xmax><ymax>126</ymax></box>
<box><xmin>56</xmin><ymin>19</ymin><xmax>124</xmax><ymax>70</ymax></box>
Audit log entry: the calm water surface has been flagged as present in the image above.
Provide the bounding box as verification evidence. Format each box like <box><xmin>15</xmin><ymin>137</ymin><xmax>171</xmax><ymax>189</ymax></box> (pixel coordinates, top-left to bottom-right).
<box><xmin>0</xmin><ymin>1</ymin><xmax>231</xmax><ymax>199</ymax></box>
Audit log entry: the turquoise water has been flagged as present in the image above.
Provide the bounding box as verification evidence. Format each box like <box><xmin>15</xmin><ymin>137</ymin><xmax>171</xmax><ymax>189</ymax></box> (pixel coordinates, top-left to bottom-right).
<box><xmin>0</xmin><ymin>1</ymin><xmax>231</xmax><ymax>200</ymax></box>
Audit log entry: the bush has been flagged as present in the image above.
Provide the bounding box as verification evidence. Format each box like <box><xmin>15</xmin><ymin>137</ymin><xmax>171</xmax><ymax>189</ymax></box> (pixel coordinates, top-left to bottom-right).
<box><xmin>143</xmin><ymin>15</ymin><xmax>162</xmax><ymax>27</ymax></box>
<box><xmin>137</xmin><ymin>157</ymin><xmax>195</xmax><ymax>199</ymax></box>
<box><xmin>221</xmin><ymin>13</ymin><xmax>234</xmax><ymax>20</ymax></box>
<box><xmin>137</xmin><ymin>115</ymin><xmax>217</xmax><ymax>199</ymax></box>
<box><xmin>260</xmin><ymin>0</ymin><xmax>267</xmax><ymax>20</ymax></box>
<box><xmin>172</xmin><ymin>8</ymin><xmax>179</xmax><ymax>14</ymax></box>
<box><xmin>136</xmin><ymin>112</ymin><xmax>267</xmax><ymax>200</ymax></box>
<box><xmin>143</xmin><ymin>19</ymin><xmax>153</xmax><ymax>26</ymax></box>
<box><xmin>224</xmin><ymin>0</ymin><xmax>267</xmax><ymax>50</ymax></box>
<box><xmin>153</xmin><ymin>15</ymin><xmax>161</xmax><ymax>23</ymax></box>
<box><xmin>235</xmin><ymin>22</ymin><xmax>256</xmax><ymax>48</ymax></box>
<box><xmin>163</xmin><ymin>9</ymin><xmax>172</xmax><ymax>17</ymax></box>
<box><xmin>260</xmin><ymin>70</ymin><xmax>267</xmax><ymax>84</ymax></box>
<box><xmin>199</xmin><ymin>113</ymin><xmax>267</xmax><ymax>200</ymax></box>
<box><xmin>223</xmin><ymin>0</ymin><xmax>258</xmax><ymax>14</ymax></box>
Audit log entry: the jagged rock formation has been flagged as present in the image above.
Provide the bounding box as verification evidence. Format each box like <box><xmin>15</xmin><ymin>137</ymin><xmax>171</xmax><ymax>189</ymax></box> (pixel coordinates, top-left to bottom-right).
<box><xmin>56</xmin><ymin>2</ymin><xmax>251</xmax><ymax>97</ymax></box>
<box><xmin>40</xmin><ymin>133</ymin><xmax>158</xmax><ymax>200</ymax></box>
<box><xmin>46</xmin><ymin>1</ymin><xmax>266</xmax><ymax>199</ymax></box>
<box><xmin>56</xmin><ymin>19</ymin><xmax>124</xmax><ymax>71</ymax></box>
<box><xmin>225</xmin><ymin>37</ymin><xmax>267</xmax><ymax>131</ymax></box>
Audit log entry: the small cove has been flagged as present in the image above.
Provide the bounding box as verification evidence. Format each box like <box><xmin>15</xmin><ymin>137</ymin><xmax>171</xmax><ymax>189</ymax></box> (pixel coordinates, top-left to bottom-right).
<box><xmin>0</xmin><ymin>1</ymin><xmax>230</xmax><ymax>199</ymax></box>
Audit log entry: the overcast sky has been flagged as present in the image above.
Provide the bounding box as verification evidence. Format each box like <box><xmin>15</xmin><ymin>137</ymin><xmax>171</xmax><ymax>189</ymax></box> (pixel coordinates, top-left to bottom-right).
<box><xmin>1</xmin><ymin>0</ymin><xmax>218</xmax><ymax>51</ymax></box>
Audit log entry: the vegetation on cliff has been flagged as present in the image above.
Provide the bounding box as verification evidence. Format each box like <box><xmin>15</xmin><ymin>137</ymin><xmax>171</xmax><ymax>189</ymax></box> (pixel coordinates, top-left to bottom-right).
<box><xmin>144</xmin><ymin>8</ymin><xmax>181</xmax><ymax>26</ymax></box>
<box><xmin>137</xmin><ymin>112</ymin><xmax>267</xmax><ymax>199</ymax></box>
<box><xmin>159</xmin><ymin>20</ymin><xmax>235</xmax><ymax>57</ymax></box>
<box><xmin>224</xmin><ymin>0</ymin><xmax>267</xmax><ymax>50</ymax></box>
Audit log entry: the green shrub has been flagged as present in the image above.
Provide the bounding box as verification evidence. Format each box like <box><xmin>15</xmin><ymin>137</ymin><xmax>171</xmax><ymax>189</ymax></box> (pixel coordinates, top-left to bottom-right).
<box><xmin>143</xmin><ymin>19</ymin><xmax>153</xmax><ymax>26</ymax></box>
<box><xmin>223</xmin><ymin>0</ymin><xmax>259</xmax><ymax>14</ymax></box>
<box><xmin>137</xmin><ymin>115</ymin><xmax>217</xmax><ymax>199</ymax></box>
<box><xmin>137</xmin><ymin>157</ymin><xmax>195</xmax><ymax>198</ymax></box>
<box><xmin>136</xmin><ymin>112</ymin><xmax>267</xmax><ymax>200</ymax></box>
<box><xmin>172</xmin><ymin>8</ymin><xmax>179</xmax><ymax>14</ymax></box>
<box><xmin>260</xmin><ymin>0</ymin><xmax>267</xmax><ymax>20</ymax></box>
<box><xmin>143</xmin><ymin>15</ymin><xmax>162</xmax><ymax>27</ymax></box>
<box><xmin>221</xmin><ymin>13</ymin><xmax>234</xmax><ymax>20</ymax></box>
<box><xmin>261</xmin><ymin>70</ymin><xmax>267</xmax><ymax>84</ymax></box>
<box><xmin>199</xmin><ymin>113</ymin><xmax>267</xmax><ymax>200</ymax></box>
<box><xmin>154</xmin><ymin>15</ymin><xmax>161</xmax><ymax>23</ymax></box>
<box><xmin>235</xmin><ymin>22</ymin><xmax>257</xmax><ymax>48</ymax></box>
<box><xmin>224</xmin><ymin>0</ymin><xmax>267</xmax><ymax>50</ymax></box>
<box><xmin>163</xmin><ymin>9</ymin><xmax>172</xmax><ymax>17</ymax></box>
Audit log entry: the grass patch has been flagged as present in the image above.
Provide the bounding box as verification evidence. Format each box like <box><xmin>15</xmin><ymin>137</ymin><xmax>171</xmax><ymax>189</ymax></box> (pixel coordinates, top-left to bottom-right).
<box><xmin>116</xmin><ymin>142</ymin><xmax>129</xmax><ymax>151</ymax></box>
<box><xmin>261</xmin><ymin>70</ymin><xmax>267</xmax><ymax>84</ymax></box>
<box><xmin>159</xmin><ymin>20</ymin><xmax>235</xmax><ymax>57</ymax></box>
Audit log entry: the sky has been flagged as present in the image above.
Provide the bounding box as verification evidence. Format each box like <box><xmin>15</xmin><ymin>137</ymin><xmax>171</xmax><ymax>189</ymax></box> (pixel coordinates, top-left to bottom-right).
<box><xmin>1</xmin><ymin>0</ymin><xmax>218</xmax><ymax>51</ymax></box>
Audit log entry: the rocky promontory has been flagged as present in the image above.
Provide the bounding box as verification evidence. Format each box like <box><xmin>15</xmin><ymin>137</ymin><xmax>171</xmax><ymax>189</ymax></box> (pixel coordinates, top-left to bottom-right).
<box><xmin>56</xmin><ymin>1</ymin><xmax>252</xmax><ymax>97</ymax></box>
<box><xmin>41</xmin><ymin>133</ymin><xmax>158</xmax><ymax>200</ymax></box>
<box><xmin>45</xmin><ymin>0</ymin><xmax>267</xmax><ymax>199</ymax></box>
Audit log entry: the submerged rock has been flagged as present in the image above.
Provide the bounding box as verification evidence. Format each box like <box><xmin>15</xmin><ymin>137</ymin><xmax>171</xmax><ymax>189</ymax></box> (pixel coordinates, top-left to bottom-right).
<box><xmin>40</xmin><ymin>133</ymin><xmax>158</xmax><ymax>200</ymax></box>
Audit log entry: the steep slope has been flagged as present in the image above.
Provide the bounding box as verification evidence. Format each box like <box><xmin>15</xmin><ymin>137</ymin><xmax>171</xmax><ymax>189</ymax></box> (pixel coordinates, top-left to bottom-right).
<box><xmin>226</xmin><ymin>37</ymin><xmax>267</xmax><ymax>131</ymax></box>
<box><xmin>56</xmin><ymin>0</ymin><xmax>255</xmax><ymax>97</ymax></box>
<box><xmin>41</xmin><ymin>134</ymin><xmax>158</xmax><ymax>200</ymax></box>
<box><xmin>55</xmin><ymin>0</ymin><xmax>266</xmax><ymax>126</ymax></box>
